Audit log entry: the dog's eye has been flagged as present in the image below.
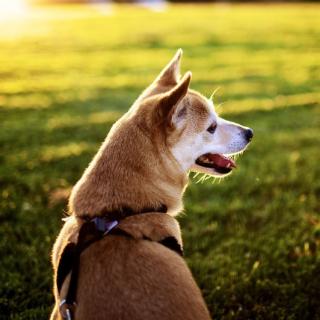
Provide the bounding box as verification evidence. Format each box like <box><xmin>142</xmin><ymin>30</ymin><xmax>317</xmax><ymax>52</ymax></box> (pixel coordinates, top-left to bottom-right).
<box><xmin>207</xmin><ymin>123</ymin><xmax>217</xmax><ymax>134</ymax></box>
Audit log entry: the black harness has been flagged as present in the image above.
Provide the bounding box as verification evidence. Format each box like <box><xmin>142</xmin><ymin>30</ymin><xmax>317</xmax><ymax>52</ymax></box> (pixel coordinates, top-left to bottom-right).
<box><xmin>57</xmin><ymin>206</ymin><xmax>183</xmax><ymax>320</ymax></box>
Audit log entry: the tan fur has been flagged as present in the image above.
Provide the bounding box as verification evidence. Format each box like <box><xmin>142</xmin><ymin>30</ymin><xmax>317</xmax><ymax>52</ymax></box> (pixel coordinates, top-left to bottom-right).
<box><xmin>51</xmin><ymin>50</ymin><xmax>212</xmax><ymax>320</ymax></box>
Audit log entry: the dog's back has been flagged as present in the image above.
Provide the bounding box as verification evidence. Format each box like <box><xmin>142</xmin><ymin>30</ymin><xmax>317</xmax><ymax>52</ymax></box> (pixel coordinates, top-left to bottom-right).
<box><xmin>75</xmin><ymin>234</ymin><xmax>210</xmax><ymax>320</ymax></box>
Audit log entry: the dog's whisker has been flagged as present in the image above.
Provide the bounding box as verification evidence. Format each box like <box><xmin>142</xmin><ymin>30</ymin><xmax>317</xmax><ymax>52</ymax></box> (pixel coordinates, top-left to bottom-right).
<box><xmin>193</xmin><ymin>172</ymin><xmax>200</xmax><ymax>179</ymax></box>
<box><xmin>209</xmin><ymin>87</ymin><xmax>221</xmax><ymax>101</ymax></box>
<box><xmin>196</xmin><ymin>175</ymin><xmax>204</xmax><ymax>184</ymax></box>
<box><xmin>215</xmin><ymin>102</ymin><xmax>225</xmax><ymax>113</ymax></box>
<box><xmin>199</xmin><ymin>175</ymin><xmax>206</xmax><ymax>184</ymax></box>
<box><xmin>198</xmin><ymin>174</ymin><xmax>208</xmax><ymax>184</ymax></box>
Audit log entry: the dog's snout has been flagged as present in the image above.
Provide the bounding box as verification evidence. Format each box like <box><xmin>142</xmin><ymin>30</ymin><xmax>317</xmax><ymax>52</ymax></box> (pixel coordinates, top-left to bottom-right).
<box><xmin>244</xmin><ymin>128</ymin><xmax>254</xmax><ymax>142</ymax></box>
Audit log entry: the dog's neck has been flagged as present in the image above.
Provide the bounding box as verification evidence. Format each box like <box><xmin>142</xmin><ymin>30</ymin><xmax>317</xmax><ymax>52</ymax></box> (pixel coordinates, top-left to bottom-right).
<box><xmin>69</xmin><ymin>115</ymin><xmax>188</xmax><ymax>218</ymax></box>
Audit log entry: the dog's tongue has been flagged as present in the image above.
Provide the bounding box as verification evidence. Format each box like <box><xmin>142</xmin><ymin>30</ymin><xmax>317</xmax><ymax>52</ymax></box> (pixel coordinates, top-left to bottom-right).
<box><xmin>209</xmin><ymin>154</ymin><xmax>236</xmax><ymax>168</ymax></box>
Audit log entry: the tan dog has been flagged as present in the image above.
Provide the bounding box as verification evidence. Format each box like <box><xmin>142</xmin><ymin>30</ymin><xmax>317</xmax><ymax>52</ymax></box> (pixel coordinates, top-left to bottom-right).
<box><xmin>50</xmin><ymin>49</ymin><xmax>253</xmax><ymax>320</ymax></box>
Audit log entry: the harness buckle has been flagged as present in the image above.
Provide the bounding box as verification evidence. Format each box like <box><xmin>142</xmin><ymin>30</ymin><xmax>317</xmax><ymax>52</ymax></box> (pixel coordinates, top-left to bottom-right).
<box><xmin>92</xmin><ymin>217</ymin><xmax>119</xmax><ymax>235</ymax></box>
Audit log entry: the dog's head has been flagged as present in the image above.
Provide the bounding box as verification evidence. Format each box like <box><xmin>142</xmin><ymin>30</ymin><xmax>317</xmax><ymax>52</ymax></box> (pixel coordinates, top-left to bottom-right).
<box><xmin>134</xmin><ymin>49</ymin><xmax>253</xmax><ymax>178</ymax></box>
<box><xmin>69</xmin><ymin>50</ymin><xmax>253</xmax><ymax>217</ymax></box>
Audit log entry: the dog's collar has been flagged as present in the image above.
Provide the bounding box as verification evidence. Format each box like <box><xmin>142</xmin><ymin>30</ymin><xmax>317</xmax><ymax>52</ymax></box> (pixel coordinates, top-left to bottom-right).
<box><xmin>80</xmin><ymin>204</ymin><xmax>168</xmax><ymax>222</ymax></box>
<box><xmin>84</xmin><ymin>204</ymin><xmax>167</xmax><ymax>235</ymax></box>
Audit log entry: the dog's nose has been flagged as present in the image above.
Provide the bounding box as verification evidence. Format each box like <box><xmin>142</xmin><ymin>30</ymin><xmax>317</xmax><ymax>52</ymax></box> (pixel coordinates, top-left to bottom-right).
<box><xmin>244</xmin><ymin>128</ymin><xmax>254</xmax><ymax>142</ymax></box>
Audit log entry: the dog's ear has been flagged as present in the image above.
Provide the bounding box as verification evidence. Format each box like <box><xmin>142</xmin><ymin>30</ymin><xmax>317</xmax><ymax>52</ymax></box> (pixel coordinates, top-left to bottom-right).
<box><xmin>135</xmin><ymin>49</ymin><xmax>183</xmax><ymax>103</ymax></box>
<box><xmin>155</xmin><ymin>48</ymin><xmax>182</xmax><ymax>86</ymax></box>
<box><xmin>159</xmin><ymin>71</ymin><xmax>192</xmax><ymax>127</ymax></box>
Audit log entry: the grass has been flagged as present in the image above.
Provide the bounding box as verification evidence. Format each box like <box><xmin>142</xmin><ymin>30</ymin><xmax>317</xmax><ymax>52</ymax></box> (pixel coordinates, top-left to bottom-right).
<box><xmin>0</xmin><ymin>3</ymin><xmax>319</xmax><ymax>319</ymax></box>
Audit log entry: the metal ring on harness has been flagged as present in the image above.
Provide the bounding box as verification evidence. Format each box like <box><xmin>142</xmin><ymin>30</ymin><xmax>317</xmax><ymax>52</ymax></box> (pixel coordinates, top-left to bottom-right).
<box><xmin>59</xmin><ymin>299</ymin><xmax>76</xmax><ymax>320</ymax></box>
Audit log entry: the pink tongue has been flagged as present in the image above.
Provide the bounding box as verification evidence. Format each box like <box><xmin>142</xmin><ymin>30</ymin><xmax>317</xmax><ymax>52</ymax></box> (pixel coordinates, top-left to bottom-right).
<box><xmin>208</xmin><ymin>154</ymin><xmax>236</xmax><ymax>168</ymax></box>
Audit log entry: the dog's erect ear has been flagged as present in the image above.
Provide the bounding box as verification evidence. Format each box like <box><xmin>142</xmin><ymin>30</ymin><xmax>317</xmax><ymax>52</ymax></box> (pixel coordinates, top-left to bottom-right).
<box><xmin>135</xmin><ymin>49</ymin><xmax>183</xmax><ymax>103</ymax></box>
<box><xmin>163</xmin><ymin>71</ymin><xmax>191</xmax><ymax>107</ymax></box>
<box><xmin>155</xmin><ymin>49</ymin><xmax>182</xmax><ymax>86</ymax></box>
<box><xmin>159</xmin><ymin>71</ymin><xmax>192</xmax><ymax>127</ymax></box>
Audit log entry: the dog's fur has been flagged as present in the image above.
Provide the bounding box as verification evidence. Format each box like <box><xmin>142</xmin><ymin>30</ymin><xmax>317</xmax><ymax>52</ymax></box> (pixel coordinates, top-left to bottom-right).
<box><xmin>50</xmin><ymin>49</ymin><xmax>252</xmax><ymax>320</ymax></box>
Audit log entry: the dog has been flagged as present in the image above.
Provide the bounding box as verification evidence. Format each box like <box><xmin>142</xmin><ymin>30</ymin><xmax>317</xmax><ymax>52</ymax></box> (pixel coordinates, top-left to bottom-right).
<box><xmin>50</xmin><ymin>49</ymin><xmax>253</xmax><ymax>320</ymax></box>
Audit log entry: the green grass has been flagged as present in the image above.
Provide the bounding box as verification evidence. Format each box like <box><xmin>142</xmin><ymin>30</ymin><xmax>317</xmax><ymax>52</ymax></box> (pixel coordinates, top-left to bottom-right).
<box><xmin>0</xmin><ymin>3</ymin><xmax>320</xmax><ymax>319</ymax></box>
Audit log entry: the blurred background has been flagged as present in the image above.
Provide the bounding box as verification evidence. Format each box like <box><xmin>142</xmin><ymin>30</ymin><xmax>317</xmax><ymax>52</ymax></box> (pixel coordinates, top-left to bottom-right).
<box><xmin>0</xmin><ymin>0</ymin><xmax>319</xmax><ymax>319</ymax></box>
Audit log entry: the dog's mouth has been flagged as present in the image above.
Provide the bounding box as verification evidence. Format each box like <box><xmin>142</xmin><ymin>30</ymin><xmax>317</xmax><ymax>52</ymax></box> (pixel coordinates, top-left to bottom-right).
<box><xmin>195</xmin><ymin>153</ymin><xmax>237</xmax><ymax>176</ymax></box>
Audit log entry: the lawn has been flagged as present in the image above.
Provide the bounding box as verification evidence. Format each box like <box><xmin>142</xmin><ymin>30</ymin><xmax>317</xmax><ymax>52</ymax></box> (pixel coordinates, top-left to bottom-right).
<box><xmin>0</xmin><ymin>3</ymin><xmax>319</xmax><ymax>319</ymax></box>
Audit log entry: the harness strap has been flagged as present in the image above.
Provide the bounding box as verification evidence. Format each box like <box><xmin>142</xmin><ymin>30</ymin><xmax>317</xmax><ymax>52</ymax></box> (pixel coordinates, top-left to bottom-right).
<box><xmin>59</xmin><ymin>221</ymin><xmax>105</xmax><ymax>319</ymax></box>
<box><xmin>57</xmin><ymin>213</ymin><xmax>183</xmax><ymax>320</ymax></box>
<box><xmin>109</xmin><ymin>228</ymin><xmax>183</xmax><ymax>256</ymax></box>
<box><xmin>158</xmin><ymin>236</ymin><xmax>183</xmax><ymax>256</ymax></box>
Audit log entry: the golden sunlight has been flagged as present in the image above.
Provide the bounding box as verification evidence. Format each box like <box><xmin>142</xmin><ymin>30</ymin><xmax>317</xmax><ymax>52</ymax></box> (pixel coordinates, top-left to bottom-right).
<box><xmin>0</xmin><ymin>0</ymin><xmax>29</xmax><ymax>20</ymax></box>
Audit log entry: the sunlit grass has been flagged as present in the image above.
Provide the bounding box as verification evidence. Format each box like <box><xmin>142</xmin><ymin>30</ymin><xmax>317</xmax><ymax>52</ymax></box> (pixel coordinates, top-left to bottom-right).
<box><xmin>0</xmin><ymin>0</ymin><xmax>29</xmax><ymax>21</ymax></box>
<box><xmin>0</xmin><ymin>4</ymin><xmax>319</xmax><ymax>319</ymax></box>
<box><xmin>47</xmin><ymin>110</ymin><xmax>123</xmax><ymax>129</ymax></box>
